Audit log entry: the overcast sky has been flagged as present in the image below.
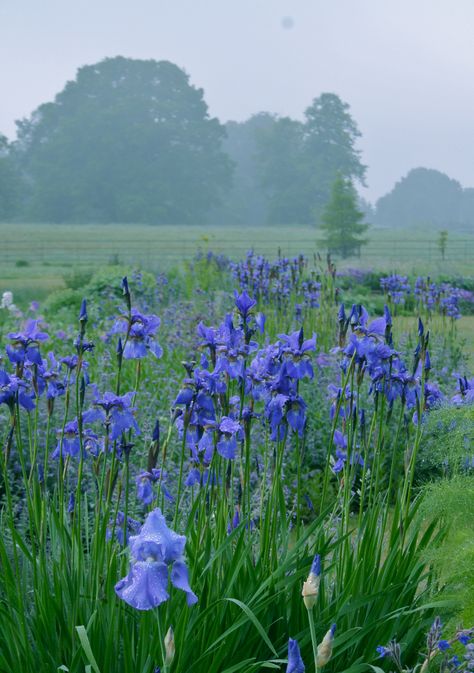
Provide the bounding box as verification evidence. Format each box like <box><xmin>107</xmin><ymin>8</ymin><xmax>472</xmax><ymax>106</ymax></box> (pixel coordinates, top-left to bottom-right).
<box><xmin>1</xmin><ymin>0</ymin><xmax>473</xmax><ymax>202</ymax></box>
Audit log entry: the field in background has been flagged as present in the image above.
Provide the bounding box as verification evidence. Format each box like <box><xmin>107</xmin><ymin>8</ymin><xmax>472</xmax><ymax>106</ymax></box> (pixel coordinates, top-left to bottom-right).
<box><xmin>1</xmin><ymin>222</ymin><xmax>473</xmax><ymax>302</ymax></box>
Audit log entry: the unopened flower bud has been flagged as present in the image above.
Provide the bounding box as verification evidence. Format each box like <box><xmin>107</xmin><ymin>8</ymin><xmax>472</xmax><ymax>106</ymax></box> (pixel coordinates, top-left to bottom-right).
<box><xmin>164</xmin><ymin>626</ymin><xmax>175</xmax><ymax>666</ymax></box>
<box><xmin>316</xmin><ymin>624</ymin><xmax>336</xmax><ymax>667</ymax></box>
<box><xmin>79</xmin><ymin>298</ymin><xmax>88</xmax><ymax>324</ymax></box>
<box><xmin>302</xmin><ymin>553</ymin><xmax>321</xmax><ymax>610</ymax></box>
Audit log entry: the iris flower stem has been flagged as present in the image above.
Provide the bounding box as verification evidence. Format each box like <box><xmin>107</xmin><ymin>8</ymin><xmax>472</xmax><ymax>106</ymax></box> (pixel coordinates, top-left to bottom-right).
<box><xmin>42</xmin><ymin>411</ymin><xmax>52</xmax><ymax>493</ymax></box>
<box><xmin>384</xmin><ymin>401</ymin><xmax>405</xmax><ymax>513</ymax></box>
<box><xmin>122</xmin><ymin>453</ymin><xmax>130</xmax><ymax>548</ymax></box>
<box><xmin>155</xmin><ymin>609</ymin><xmax>169</xmax><ymax>673</ymax></box>
<box><xmin>307</xmin><ymin>607</ymin><xmax>319</xmax><ymax>673</ymax></box>
<box><xmin>370</xmin><ymin>385</ymin><xmax>386</xmax><ymax>508</ymax></box>
<box><xmin>57</xmin><ymin>375</ymin><xmax>71</xmax><ymax>528</ymax></box>
<box><xmin>295</xmin><ymin>433</ymin><xmax>302</xmax><ymax>540</ymax></box>
<box><xmin>173</xmin><ymin>424</ymin><xmax>188</xmax><ymax>528</ymax></box>
<box><xmin>321</xmin><ymin>355</ymin><xmax>355</xmax><ymax>510</ymax></box>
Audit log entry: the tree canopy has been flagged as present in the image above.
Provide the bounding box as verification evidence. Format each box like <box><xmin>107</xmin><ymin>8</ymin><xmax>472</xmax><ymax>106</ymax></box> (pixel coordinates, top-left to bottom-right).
<box><xmin>14</xmin><ymin>57</ymin><xmax>232</xmax><ymax>223</ymax></box>
<box><xmin>374</xmin><ymin>168</ymin><xmax>464</xmax><ymax>229</ymax></box>
<box><xmin>256</xmin><ymin>93</ymin><xmax>366</xmax><ymax>224</ymax></box>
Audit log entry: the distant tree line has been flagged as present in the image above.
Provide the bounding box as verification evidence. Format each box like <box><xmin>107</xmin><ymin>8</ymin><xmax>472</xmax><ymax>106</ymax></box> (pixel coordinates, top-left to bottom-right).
<box><xmin>0</xmin><ymin>56</ymin><xmax>472</xmax><ymax>229</ymax></box>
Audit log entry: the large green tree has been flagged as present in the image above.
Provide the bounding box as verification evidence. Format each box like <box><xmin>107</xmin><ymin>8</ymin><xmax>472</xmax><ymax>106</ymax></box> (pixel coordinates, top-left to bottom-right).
<box><xmin>320</xmin><ymin>174</ymin><xmax>369</xmax><ymax>258</ymax></box>
<box><xmin>256</xmin><ymin>93</ymin><xmax>366</xmax><ymax>224</ymax></box>
<box><xmin>15</xmin><ymin>57</ymin><xmax>232</xmax><ymax>223</ymax></box>
<box><xmin>375</xmin><ymin>168</ymin><xmax>463</xmax><ymax>229</ymax></box>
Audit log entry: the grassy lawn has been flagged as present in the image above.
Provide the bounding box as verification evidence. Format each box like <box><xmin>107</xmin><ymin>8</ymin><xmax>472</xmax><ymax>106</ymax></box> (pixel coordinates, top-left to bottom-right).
<box><xmin>1</xmin><ymin>222</ymin><xmax>473</xmax><ymax>302</ymax></box>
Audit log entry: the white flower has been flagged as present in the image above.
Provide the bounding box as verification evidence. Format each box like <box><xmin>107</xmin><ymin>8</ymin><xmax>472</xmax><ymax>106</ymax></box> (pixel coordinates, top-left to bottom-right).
<box><xmin>1</xmin><ymin>291</ymin><xmax>14</xmax><ymax>309</ymax></box>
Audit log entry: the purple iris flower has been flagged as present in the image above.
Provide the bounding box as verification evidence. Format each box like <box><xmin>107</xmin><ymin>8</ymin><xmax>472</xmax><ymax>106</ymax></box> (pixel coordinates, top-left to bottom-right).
<box><xmin>216</xmin><ymin>417</ymin><xmax>242</xmax><ymax>460</ymax></box>
<box><xmin>113</xmin><ymin>309</ymin><xmax>162</xmax><ymax>360</ymax></box>
<box><xmin>185</xmin><ymin>468</ymin><xmax>218</xmax><ymax>487</ymax></box>
<box><xmin>278</xmin><ymin>329</ymin><xmax>317</xmax><ymax>380</ymax></box>
<box><xmin>286</xmin><ymin>638</ymin><xmax>305</xmax><ymax>673</ymax></box>
<box><xmin>51</xmin><ymin>419</ymin><xmax>99</xmax><ymax>459</ymax></box>
<box><xmin>61</xmin><ymin>354</ymin><xmax>79</xmax><ymax>370</ymax></box>
<box><xmin>197</xmin><ymin>429</ymin><xmax>215</xmax><ymax>463</ymax></box>
<box><xmin>93</xmin><ymin>391</ymin><xmax>140</xmax><ymax>440</ymax></box>
<box><xmin>266</xmin><ymin>394</ymin><xmax>288</xmax><ymax>441</ymax></box>
<box><xmin>107</xmin><ymin>511</ymin><xmax>141</xmax><ymax>545</ymax></box>
<box><xmin>0</xmin><ymin>370</ymin><xmax>35</xmax><ymax>411</ymax></box>
<box><xmin>333</xmin><ymin>430</ymin><xmax>347</xmax><ymax>449</ymax></box>
<box><xmin>41</xmin><ymin>352</ymin><xmax>66</xmax><ymax>399</ymax></box>
<box><xmin>234</xmin><ymin>290</ymin><xmax>257</xmax><ymax>320</ymax></box>
<box><xmin>52</xmin><ymin>420</ymin><xmax>81</xmax><ymax>458</ymax></box>
<box><xmin>136</xmin><ymin>469</ymin><xmax>174</xmax><ymax>505</ymax></box>
<box><xmin>452</xmin><ymin>377</ymin><xmax>474</xmax><ymax>405</ymax></box>
<box><xmin>7</xmin><ymin>319</ymin><xmax>49</xmax><ymax>366</ymax></box>
<box><xmin>115</xmin><ymin>508</ymin><xmax>198</xmax><ymax>610</ymax></box>
<box><xmin>332</xmin><ymin>449</ymin><xmax>346</xmax><ymax>474</ymax></box>
<box><xmin>286</xmin><ymin>396</ymin><xmax>307</xmax><ymax>437</ymax></box>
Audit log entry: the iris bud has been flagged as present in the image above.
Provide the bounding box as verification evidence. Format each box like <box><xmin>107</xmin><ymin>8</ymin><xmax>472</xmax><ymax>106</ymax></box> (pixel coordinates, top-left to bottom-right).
<box><xmin>302</xmin><ymin>554</ymin><xmax>321</xmax><ymax>610</ymax></box>
<box><xmin>316</xmin><ymin>624</ymin><xmax>336</xmax><ymax>667</ymax></box>
<box><xmin>164</xmin><ymin>626</ymin><xmax>175</xmax><ymax>666</ymax></box>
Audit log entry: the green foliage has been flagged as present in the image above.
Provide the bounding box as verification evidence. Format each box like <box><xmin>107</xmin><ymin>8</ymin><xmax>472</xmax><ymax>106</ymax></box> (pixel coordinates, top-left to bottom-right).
<box><xmin>84</xmin><ymin>266</ymin><xmax>156</xmax><ymax>301</ymax></box>
<box><xmin>375</xmin><ymin>168</ymin><xmax>467</xmax><ymax>230</ymax></box>
<box><xmin>421</xmin><ymin>473</ymin><xmax>474</xmax><ymax>625</ymax></box>
<box><xmin>43</xmin><ymin>287</ymin><xmax>83</xmax><ymax>314</ymax></box>
<box><xmin>63</xmin><ymin>269</ymin><xmax>94</xmax><ymax>291</ymax></box>
<box><xmin>320</xmin><ymin>174</ymin><xmax>369</xmax><ymax>258</ymax></box>
<box><xmin>418</xmin><ymin>405</ymin><xmax>474</xmax><ymax>478</ymax></box>
<box><xmin>256</xmin><ymin>94</ymin><xmax>366</xmax><ymax>225</ymax></box>
<box><xmin>15</xmin><ymin>57</ymin><xmax>232</xmax><ymax>224</ymax></box>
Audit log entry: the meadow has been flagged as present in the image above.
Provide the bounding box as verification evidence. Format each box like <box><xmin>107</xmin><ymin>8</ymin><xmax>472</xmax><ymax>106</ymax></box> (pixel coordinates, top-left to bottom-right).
<box><xmin>1</xmin><ymin>222</ymin><xmax>473</xmax><ymax>302</ymax></box>
<box><xmin>0</xmin><ymin>237</ymin><xmax>473</xmax><ymax>673</ymax></box>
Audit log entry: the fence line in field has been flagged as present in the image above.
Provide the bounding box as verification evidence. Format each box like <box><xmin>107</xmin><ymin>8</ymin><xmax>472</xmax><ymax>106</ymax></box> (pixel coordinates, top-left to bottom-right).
<box><xmin>1</xmin><ymin>238</ymin><xmax>473</xmax><ymax>267</ymax></box>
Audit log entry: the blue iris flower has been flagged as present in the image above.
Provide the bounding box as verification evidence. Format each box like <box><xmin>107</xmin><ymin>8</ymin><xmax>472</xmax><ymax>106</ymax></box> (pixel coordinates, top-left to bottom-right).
<box><xmin>92</xmin><ymin>391</ymin><xmax>140</xmax><ymax>441</ymax></box>
<box><xmin>7</xmin><ymin>319</ymin><xmax>49</xmax><ymax>366</ymax></box>
<box><xmin>0</xmin><ymin>370</ymin><xmax>35</xmax><ymax>411</ymax></box>
<box><xmin>112</xmin><ymin>309</ymin><xmax>162</xmax><ymax>360</ymax></box>
<box><xmin>115</xmin><ymin>508</ymin><xmax>198</xmax><ymax>610</ymax></box>
<box><xmin>234</xmin><ymin>290</ymin><xmax>257</xmax><ymax>320</ymax></box>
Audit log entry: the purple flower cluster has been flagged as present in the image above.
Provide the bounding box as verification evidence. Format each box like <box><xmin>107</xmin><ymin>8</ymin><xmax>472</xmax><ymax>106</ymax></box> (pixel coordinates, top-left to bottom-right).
<box><xmin>415</xmin><ymin>277</ymin><xmax>466</xmax><ymax>319</ymax></box>
<box><xmin>377</xmin><ymin>617</ymin><xmax>474</xmax><ymax>672</ymax></box>
<box><xmin>172</xmin><ymin>291</ymin><xmax>316</xmax><ymax>484</ymax></box>
<box><xmin>380</xmin><ymin>274</ymin><xmax>411</xmax><ymax>305</ymax></box>
<box><xmin>332</xmin><ymin>304</ymin><xmax>443</xmax><ymax>461</ymax></box>
<box><xmin>230</xmin><ymin>251</ymin><xmax>316</xmax><ymax>312</ymax></box>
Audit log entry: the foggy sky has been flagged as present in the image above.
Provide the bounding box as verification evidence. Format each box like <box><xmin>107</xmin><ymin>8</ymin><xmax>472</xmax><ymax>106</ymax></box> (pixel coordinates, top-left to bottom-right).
<box><xmin>1</xmin><ymin>0</ymin><xmax>474</xmax><ymax>203</ymax></box>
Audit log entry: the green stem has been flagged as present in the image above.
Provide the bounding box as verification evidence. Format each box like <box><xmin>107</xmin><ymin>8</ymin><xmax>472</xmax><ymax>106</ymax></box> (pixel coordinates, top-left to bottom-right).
<box><xmin>308</xmin><ymin>608</ymin><xmax>319</xmax><ymax>673</ymax></box>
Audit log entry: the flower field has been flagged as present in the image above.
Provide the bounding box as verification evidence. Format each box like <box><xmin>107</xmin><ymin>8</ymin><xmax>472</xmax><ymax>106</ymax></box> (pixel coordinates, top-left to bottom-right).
<box><xmin>0</xmin><ymin>251</ymin><xmax>473</xmax><ymax>673</ymax></box>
